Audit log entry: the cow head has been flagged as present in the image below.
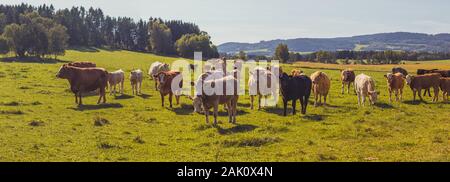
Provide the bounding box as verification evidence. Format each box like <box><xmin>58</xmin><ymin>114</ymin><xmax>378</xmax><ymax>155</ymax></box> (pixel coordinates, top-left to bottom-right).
<box><xmin>405</xmin><ymin>75</ymin><xmax>414</xmax><ymax>85</ymax></box>
<box><xmin>56</xmin><ymin>64</ymin><xmax>72</xmax><ymax>79</ymax></box>
<box><xmin>368</xmin><ymin>90</ymin><xmax>379</xmax><ymax>104</ymax></box>
<box><xmin>190</xmin><ymin>96</ymin><xmax>204</xmax><ymax>114</ymax></box>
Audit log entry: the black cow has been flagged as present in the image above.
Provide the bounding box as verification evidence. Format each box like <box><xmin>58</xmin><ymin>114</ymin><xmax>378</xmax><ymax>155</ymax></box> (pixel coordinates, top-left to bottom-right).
<box><xmin>392</xmin><ymin>67</ymin><xmax>408</xmax><ymax>77</ymax></box>
<box><xmin>279</xmin><ymin>73</ymin><xmax>312</xmax><ymax>116</ymax></box>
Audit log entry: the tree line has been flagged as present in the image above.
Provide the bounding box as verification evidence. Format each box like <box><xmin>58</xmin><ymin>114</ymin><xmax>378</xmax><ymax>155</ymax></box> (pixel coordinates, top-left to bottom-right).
<box><xmin>0</xmin><ymin>3</ymin><xmax>218</xmax><ymax>59</ymax></box>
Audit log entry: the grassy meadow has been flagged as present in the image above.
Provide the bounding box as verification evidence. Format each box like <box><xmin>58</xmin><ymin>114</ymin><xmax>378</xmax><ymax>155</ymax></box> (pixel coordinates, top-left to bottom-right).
<box><xmin>0</xmin><ymin>48</ymin><xmax>448</xmax><ymax>162</ymax></box>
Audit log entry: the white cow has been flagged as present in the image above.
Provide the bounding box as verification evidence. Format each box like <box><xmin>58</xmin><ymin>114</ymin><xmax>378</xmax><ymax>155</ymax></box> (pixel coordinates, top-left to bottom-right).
<box><xmin>148</xmin><ymin>62</ymin><xmax>170</xmax><ymax>90</ymax></box>
<box><xmin>130</xmin><ymin>69</ymin><xmax>143</xmax><ymax>95</ymax></box>
<box><xmin>355</xmin><ymin>73</ymin><xmax>379</xmax><ymax>106</ymax></box>
<box><xmin>248</xmin><ymin>67</ymin><xmax>275</xmax><ymax>110</ymax></box>
<box><xmin>108</xmin><ymin>69</ymin><xmax>124</xmax><ymax>95</ymax></box>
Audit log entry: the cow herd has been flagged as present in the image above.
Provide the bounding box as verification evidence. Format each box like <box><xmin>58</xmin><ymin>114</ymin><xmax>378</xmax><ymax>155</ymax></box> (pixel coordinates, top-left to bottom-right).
<box><xmin>56</xmin><ymin>61</ymin><xmax>450</xmax><ymax>125</ymax></box>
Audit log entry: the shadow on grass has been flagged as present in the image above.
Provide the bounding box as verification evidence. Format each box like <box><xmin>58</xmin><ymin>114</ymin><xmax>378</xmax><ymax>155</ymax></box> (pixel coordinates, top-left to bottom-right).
<box><xmin>263</xmin><ymin>107</ymin><xmax>286</xmax><ymax>116</ymax></box>
<box><xmin>303</xmin><ymin>114</ymin><xmax>327</xmax><ymax>121</ymax></box>
<box><xmin>114</xmin><ymin>94</ymin><xmax>134</xmax><ymax>100</ymax></box>
<box><xmin>237</xmin><ymin>103</ymin><xmax>251</xmax><ymax>107</ymax></box>
<box><xmin>137</xmin><ymin>93</ymin><xmax>151</xmax><ymax>99</ymax></box>
<box><xmin>215</xmin><ymin>124</ymin><xmax>258</xmax><ymax>135</ymax></box>
<box><xmin>170</xmin><ymin>104</ymin><xmax>193</xmax><ymax>115</ymax></box>
<box><xmin>70</xmin><ymin>103</ymin><xmax>123</xmax><ymax>111</ymax></box>
<box><xmin>403</xmin><ymin>100</ymin><xmax>426</xmax><ymax>105</ymax></box>
<box><xmin>374</xmin><ymin>102</ymin><xmax>394</xmax><ymax>109</ymax></box>
<box><xmin>0</xmin><ymin>57</ymin><xmax>70</xmax><ymax>64</ymax></box>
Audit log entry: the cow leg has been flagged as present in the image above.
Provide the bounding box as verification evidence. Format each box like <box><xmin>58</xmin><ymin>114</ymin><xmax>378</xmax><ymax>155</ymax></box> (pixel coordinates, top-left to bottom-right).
<box><xmin>160</xmin><ymin>93</ymin><xmax>164</xmax><ymax>107</ymax></box>
<box><xmin>418</xmin><ymin>89</ymin><xmax>424</xmax><ymax>101</ymax></box>
<box><xmin>109</xmin><ymin>84</ymin><xmax>112</xmax><ymax>95</ymax></box>
<box><xmin>102</xmin><ymin>87</ymin><xmax>106</xmax><ymax>103</ymax></box>
<box><xmin>314</xmin><ymin>92</ymin><xmax>318</xmax><ymax>107</ymax></box>
<box><xmin>399</xmin><ymin>88</ymin><xmax>403</xmax><ymax>102</ymax></box>
<box><xmin>232</xmin><ymin>99</ymin><xmax>237</xmax><ymax>124</ymax></box>
<box><xmin>299</xmin><ymin>97</ymin><xmax>305</xmax><ymax>114</ymax></box>
<box><xmin>74</xmin><ymin>93</ymin><xmax>78</xmax><ymax>104</ymax></box>
<box><xmin>250</xmin><ymin>95</ymin><xmax>254</xmax><ymax>110</ymax></box>
<box><xmin>78</xmin><ymin>92</ymin><xmax>83</xmax><ymax>106</ymax></box>
<box><xmin>433</xmin><ymin>87</ymin><xmax>439</xmax><ymax>102</ymax></box>
<box><xmin>341</xmin><ymin>83</ymin><xmax>344</xmax><ymax>94</ymax></box>
<box><xmin>213</xmin><ymin>104</ymin><xmax>218</xmax><ymax>125</ymax></box>
<box><xmin>226</xmin><ymin>102</ymin><xmax>232</xmax><ymax>123</ymax></box>
<box><xmin>139</xmin><ymin>81</ymin><xmax>142</xmax><ymax>95</ymax></box>
<box><xmin>362</xmin><ymin>95</ymin><xmax>366</xmax><ymax>106</ymax></box>
<box><xmin>292</xmin><ymin>99</ymin><xmax>297</xmax><ymax>115</ymax></box>
<box><xmin>413</xmin><ymin>89</ymin><xmax>417</xmax><ymax>101</ymax></box>
<box><xmin>175</xmin><ymin>95</ymin><xmax>180</xmax><ymax>105</ymax></box>
<box><xmin>323</xmin><ymin>94</ymin><xmax>327</xmax><ymax>106</ymax></box>
<box><xmin>283</xmin><ymin>100</ymin><xmax>288</xmax><ymax>116</ymax></box>
<box><xmin>169</xmin><ymin>93</ymin><xmax>173</xmax><ymax>108</ymax></box>
<box><xmin>389</xmin><ymin>89</ymin><xmax>392</xmax><ymax>103</ymax></box>
<box><xmin>258</xmin><ymin>95</ymin><xmax>262</xmax><ymax>110</ymax></box>
<box><xmin>428</xmin><ymin>89</ymin><xmax>432</xmax><ymax>97</ymax></box>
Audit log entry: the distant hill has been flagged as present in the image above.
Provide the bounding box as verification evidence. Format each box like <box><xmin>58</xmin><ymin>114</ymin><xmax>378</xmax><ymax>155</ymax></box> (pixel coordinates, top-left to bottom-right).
<box><xmin>218</xmin><ymin>32</ymin><xmax>450</xmax><ymax>56</ymax></box>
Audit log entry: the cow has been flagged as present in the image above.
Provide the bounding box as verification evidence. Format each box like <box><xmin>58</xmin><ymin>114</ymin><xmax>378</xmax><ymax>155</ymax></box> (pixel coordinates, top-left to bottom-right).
<box><xmin>406</xmin><ymin>73</ymin><xmax>441</xmax><ymax>102</ymax></box>
<box><xmin>417</xmin><ymin>69</ymin><xmax>438</xmax><ymax>75</ymax></box>
<box><xmin>355</xmin><ymin>73</ymin><xmax>379</xmax><ymax>106</ymax></box>
<box><xmin>248</xmin><ymin>67</ymin><xmax>275</xmax><ymax>110</ymax></box>
<box><xmin>56</xmin><ymin>64</ymin><xmax>108</xmax><ymax>105</ymax></box>
<box><xmin>279</xmin><ymin>72</ymin><xmax>312</xmax><ymax>116</ymax></box>
<box><xmin>384</xmin><ymin>73</ymin><xmax>405</xmax><ymax>102</ymax></box>
<box><xmin>148</xmin><ymin>62</ymin><xmax>170</xmax><ymax>90</ymax></box>
<box><xmin>392</xmin><ymin>67</ymin><xmax>408</xmax><ymax>77</ymax></box>
<box><xmin>440</xmin><ymin>77</ymin><xmax>450</xmax><ymax>102</ymax></box>
<box><xmin>130</xmin><ymin>69</ymin><xmax>143</xmax><ymax>95</ymax></box>
<box><xmin>67</xmin><ymin>62</ymin><xmax>96</xmax><ymax>68</ymax></box>
<box><xmin>310</xmin><ymin>71</ymin><xmax>331</xmax><ymax>106</ymax></box>
<box><xmin>341</xmin><ymin>69</ymin><xmax>356</xmax><ymax>94</ymax></box>
<box><xmin>107</xmin><ymin>69</ymin><xmax>124</xmax><ymax>95</ymax></box>
<box><xmin>154</xmin><ymin>70</ymin><xmax>183</xmax><ymax>108</ymax></box>
<box><xmin>191</xmin><ymin>72</ymin><xmax>239</xmax><ymax>125</ymax></box>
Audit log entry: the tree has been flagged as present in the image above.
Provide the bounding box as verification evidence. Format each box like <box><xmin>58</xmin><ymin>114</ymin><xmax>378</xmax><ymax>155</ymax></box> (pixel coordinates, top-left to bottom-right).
<box><xmin>2</xmin><ymin>23</ymin><xmax>27</xmax><ymax>57</ymax></box>
<box><xmin>48</xmin><ymin>24</ymin><xmax>69</xmax><ymax>59</ymax></box>
<box><xmin>0</xmin><ymin>36</ymin><xmax>9</xmax><ymax>55</ymax></box>
<box><xmin>237</xmin><ymin>50</ymin><xmax>247</xmax><ymax>60</ymax></box>
<box><xmin>0</xmin><ymin>13</ymin><xmax>6</xmax><ymax>34</ymax></box>
<box><xmin>274</xmin><ymin>43</ymin><xmax>289</xmax><ymax>63</ymax></box>
<box><xmin>175</xmin><ymin>33</ymin><xmax>218</xmax><ymax>59</ymax></box>
<box><xmin>149</xmin><ymin>20</ymin><xmax>173</xmax><ymax>54</ymax></box>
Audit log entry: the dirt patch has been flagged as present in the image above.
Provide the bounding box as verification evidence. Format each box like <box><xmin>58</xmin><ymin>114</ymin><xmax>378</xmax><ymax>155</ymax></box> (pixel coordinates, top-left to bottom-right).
<box><xmin>222</xmin><ymin>137</ymin><xmax>282</xmax><ymax>147</ymax></box>
<box><xmin>94</xmin><ymin>117</ymin><xmax>110</xmax><ymax>126</ymax></box>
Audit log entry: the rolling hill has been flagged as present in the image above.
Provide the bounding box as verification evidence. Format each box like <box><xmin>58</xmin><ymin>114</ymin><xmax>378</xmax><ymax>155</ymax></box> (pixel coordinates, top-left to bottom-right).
<box><xmin>218</xmin><ymin>32</ymin><xmax>450</xmax><ymax>56</ymax></box>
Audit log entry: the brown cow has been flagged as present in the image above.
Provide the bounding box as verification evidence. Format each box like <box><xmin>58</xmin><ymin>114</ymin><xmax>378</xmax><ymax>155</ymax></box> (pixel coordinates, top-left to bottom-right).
<box><xmin>155</xmin><ymin>70</ymin><xmax>183</xmax><ymax>108</ymax></box>
<box><xmin>384</xmin><ymin>73</ymin><xmax>405</xmax><ymax>102</ymax></box>
<box><xmin>341</xmin><ymin>69</ymin><xmax>356</xmax><ymax>94</ymax></box>
<box><xmin>56</xmin><ymin>65</ymin><xmax>108</xmax><ymax>105</ymax></box>
<box><xmin>440</xmin><ymin>77</ymin><xmax>450</xmax><ymax>102</ymax></box>
<box><xmin>406</xmin><ymin>73</ymin><xmax>441</xmax><ymax>102</ymax></box>
<box><xmin>191</xmin><ymin>72</ymin><xmax>239</xmax><ymax>125</ymax></box>
<box><xmin>310</xmin><ymin>71</ymin><xmax>331</xmax><ymax>106</ymax></box>
<box><xmin>68</xmin><ymin>62</ymin><xmax>96</xmax><ymax>68</ymax></box>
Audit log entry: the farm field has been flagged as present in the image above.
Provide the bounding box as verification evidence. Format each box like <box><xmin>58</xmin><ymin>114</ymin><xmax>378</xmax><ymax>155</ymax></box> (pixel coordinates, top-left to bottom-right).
<box><xmin>0</xmin><ymin>48</ymin><xmax>449</xmax><ymax>162</ymax></box>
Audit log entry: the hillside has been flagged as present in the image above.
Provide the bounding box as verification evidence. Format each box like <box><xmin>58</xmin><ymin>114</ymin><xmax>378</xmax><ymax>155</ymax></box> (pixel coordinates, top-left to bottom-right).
<box><xmin>218</xmin><ymin>32</ymin><xmax>450</xmax><ymax>56</ymax></box>
<box><xmin>0</xmin><ymin>49</ymin><xmax>449</xmax><ymax>161</ymax></box>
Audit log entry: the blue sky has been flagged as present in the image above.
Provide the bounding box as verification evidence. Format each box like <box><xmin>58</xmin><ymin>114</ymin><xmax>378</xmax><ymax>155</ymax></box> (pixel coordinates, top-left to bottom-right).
<box><xmin>2</xmin><ymin>0</ymin><xmax>450</xmax><ymax>44</ymax></box>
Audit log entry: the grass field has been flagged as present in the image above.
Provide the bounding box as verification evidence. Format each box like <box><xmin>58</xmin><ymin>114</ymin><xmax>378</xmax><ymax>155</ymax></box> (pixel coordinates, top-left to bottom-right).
<box><xmin>0</xmin><ymin>49</ymin><xmax>448</xmax><ymax>162</ymax></box>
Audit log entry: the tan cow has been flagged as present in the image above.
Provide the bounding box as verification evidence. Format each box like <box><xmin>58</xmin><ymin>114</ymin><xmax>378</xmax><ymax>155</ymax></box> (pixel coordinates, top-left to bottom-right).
<box><xmin>355</xmin><ymin>73</ymin><xmax>379</xmax><ymax>106</ymax></box>
<box><xmin>310</xmin><ymin>71</ymin><xmax>331</xmax><ymax>106</ymax></box>
<box><xmin>406</xmin><ymin>73</ymin><xmax>441</xmax><ymax>102</ymax></box>
<box><xmin>155</xmin><ymin>70</ymin><xmax>183</xmax><ymax>108</ymax></box>
<box><xmin>341</xmin><ymin>69</ymin><xmax>355</xmax><ymax>94</ymax></box>
<box><xmin>108</xmin><ymin>69</ymin><xmax>124</xmax><ymax>95</ymax></box>
<box><xmin>130</xmin><ymin>69</ymin><xmax>143</xmax><ymax>95</ymax></box>
<box><xmin>384</xmin><ymin>73</ymin><xmax>405</xmax><ymax>102</ymax></box>
<box><xmin>439</xmin><ymin>77</ymin><xmax>450</xmax><ymax>101</ymax></box>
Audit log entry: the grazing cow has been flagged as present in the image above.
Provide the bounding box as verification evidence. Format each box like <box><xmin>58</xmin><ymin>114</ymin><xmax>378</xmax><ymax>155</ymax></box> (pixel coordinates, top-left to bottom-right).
<box><xmin>417</xmin><ymin>69</ymin><xmax>450</xmax><ymax>96</ymax></box>
<box><xmin>148</xmin><ymin>62</ymin><xmax>170</xmax><ymax>90</ymax></box>
<box><xmin>310</xmin><ymin>71</ymin><xmax>331</xmax><ymax>106</ymax></box>
<box><xmin>130</xmin><ymin>69</ymin><xmax>143</xmax><ymax>95</ymax></box>
<box><xmin>355</xmin><ymin>73</ymin><xmax>379</xmax><ymax>106</ymax></box>
<box><xmin>191</xmin><ymin>73</ymin><xmax>239</xmax><ymax>124</ymax></box>
<box><xmin>155</xmin><ymin>70</ymin><xmax>183</xmax><ymax>108</ymax></box>
<box><xmin>341</xmin><ymin>69</ymin><xmax>356</xmax><ymax>94</ymax></box>
<box><xmin>107</xmin><ymin>69</ymin><xmax>124</xmax><ymax>95</ymax></box>
<box><xmin>440</xmin><ymin>77</ymin><xmax>450</xmax><ymax>101</ymax></box>
<box><xmin>279</xmin><ymin>73</ymin><xmax>312</xmax><ymax>116</ymax></box>
<box><xmin>248</xmin><ymin>67</ymin><xmax>275</xmax><ymax>110</ymax></box>
<box><xmin>384</xmin><ymin>73</ymin><xmax>405</xmax><ymax>102</ymax></box>
<box><xmin>67</xmin><ymin>62</ymin><xmax>96</xmax><ymax>68</ymax></box>
<box><xmin>406</xmin><ymin>73</ymin><xmax>441</xmax><ymax>102</ymax></box>
<box><xmin>392</xmin><ymin>67</ymin><xmax>408</xmax><ymax>77</ymax></box>
<box><xmin>56</xmin><ymin>65</ymin><xmax>108</xmax><ymax>105</ymax></box>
